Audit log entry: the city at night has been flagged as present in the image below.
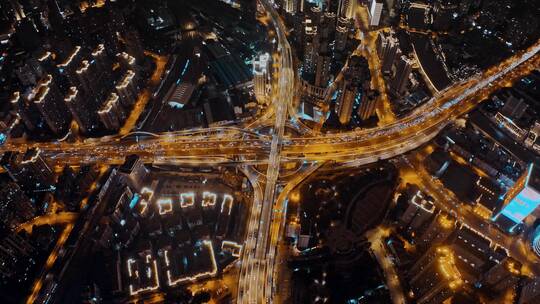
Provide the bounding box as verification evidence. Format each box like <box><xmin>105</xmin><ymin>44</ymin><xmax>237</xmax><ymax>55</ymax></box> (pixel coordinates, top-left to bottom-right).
<box><xmin>1</xmin><ymin>0</ymin><xmax>540</xmax><ymax>303</ymax></box>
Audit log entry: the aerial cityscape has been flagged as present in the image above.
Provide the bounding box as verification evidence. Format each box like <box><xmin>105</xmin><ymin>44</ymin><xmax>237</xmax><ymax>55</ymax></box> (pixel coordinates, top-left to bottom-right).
<box><xmin>0</xmin><ymin>0</ymin><xmax>540</xmax><ymax>303</ymax></box>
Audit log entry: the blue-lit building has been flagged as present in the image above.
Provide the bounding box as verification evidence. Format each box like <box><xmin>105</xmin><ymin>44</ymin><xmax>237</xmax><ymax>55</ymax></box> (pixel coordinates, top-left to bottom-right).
<box><xmin>492</xmin><ymin>164</ymin><xmax>540</xmax><ymax>232</ymax></box>
<box><xmin>531</xmin><ymin>225</ymin><xmax>540</xmax><ymax>257</ymax></box>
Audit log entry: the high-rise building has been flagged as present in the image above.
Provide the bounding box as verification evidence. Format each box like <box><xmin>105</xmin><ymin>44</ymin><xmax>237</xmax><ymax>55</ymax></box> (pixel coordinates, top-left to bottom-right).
<box><xmin>302</xmin><ymin>18</ymin><xmax>318</xmax><ymax>75</ymax></box>
<box><xmin>14</xmin><ymin>55</ymin><xmax>44</xmax><ymax>87</ymax></box>
<box><xmin>314</xmin><ymin>53</ymin><xmax>331</xmax><ymax>87</ymax></box>
<box><xmin>116</xmin><ymin>70</ymin><xmax>138</xmax><ymax>108</ymax></box>
<box><xmin>399</xmin><ymin>187</ymin><xmax>436</xmax><ymax>235</ymax></box>
<box><xmin>0</xmin><ymin>0</ymin><xmax>23</xmax><ymax>25</ymax></box>
<box><xmin>301</xmin><ymin>11</ymin><xmax>338</xmax><ymax>88</ymax></box>
<box><xmin>409</xmin><ymin>246</ymin><xmax>465</xmax><ymax>304</ymax></box>
<box><xmin>98</xmin><ymin>93</ymin><xmax>126</xmax><ymax>131</ymax></box>
<box><xmin>37</xmin><ymin>50</ymin><xmax>60</xmax><ymax>79</ymax></box>
<box><xmin>0</xmin><ymin>182</ymin><xmax>36</xmax><ymax>229</ymax></box>
<box><xmin>336</xmin><ymin>55</ymin><xmax>370</xmax><ymax>125</ymax></box>
<box><xmin>318</xmin><ymin>12</ymin><xmax>336</xmax><ymax>53</ymax></box>
<box><xmin>282</xmin><ymin>0</ymin><xmax>297</xmax><ymax>14</ymax></box>
<box><xmin>65</xmin><ymin>86</ymin><xmax>99</xmax><ymax>134</ymax></box>
<box><xmin>117</xmin><ymin>52</ymin><xmax>137</xmax><ymax>73</ymax></box>
<box><xmin>335</xmin><ymin>17</ymin><xmax>351</xmax><ymax>52</ymax></box>
<box><xmin>0</xmin><ymin>230</ymin><xmax>36</xmax><ymax>280</ymax></box>
<box><xmin>252</xmin><ymin>53</ymin><xmax>271</xmax><ymax>104</ymax></box>
<box><xmin>57</xmin><ymin>46</ymin><xmax>83</xmax><ymax>86</ymax></box>
<box><xmin>416</xmin><ymin>212</ymin><xmax>455</xmax><ymax>250</ymax></box>
<box><xmin>368</xmin><ymin>0</ymin><xmax>383</xmax><ymax>26</ymax></box>
<box><xmin>122</xmin><ymin>30</ymin><xmax>145</xmax><ymax>64</ymax></box>
<box><xmin>10</xmin><ymin>91</ymin><xmax>41</xmax><ymax>132</ymax></box>
<box><xmin>480</xmin><ymin>257</ymin><xmax>521</xmax><ymax>293</ymax></box>
<box><xmin>118</xmin><ymin>155</ymin><xmax>149</xmax><ymax>191</ymax></box>
<box><xmin>389</xmin><ymin>55</ymin><xmax>413</xmax><ymax>97</ymax></box>
<box><xmin>26</xmin><ymin>75</ymin><xmax>72</xmax><ymax>135</ymax></box>
<box><xmin>531</xmin><ymin>225</ymin><xmax>540</xmax><ymax>257</ymax></box>
<box><xmin>336</xmin><ymin>84</ymin><xmax>355</xmax><ymax>125</ymax></box>
<box><xmin>357</xmin><ymin>89</ymin><xmax>379</xmax><ymax>121</ymax></box>
<box><xmin>20</xmin><ymin>148</ymin><xmax>55</xmax><ymax>189</ymax></box>
<box><xmin>525</xmin><ymin>122</ymin><xmax>540</xmax><ymax>151</ymax></box>
<box><xmin>376</xmin><ymin>31</ymin><xmax>400</xmax><ymax>75</ymax></box>
<box><xmin>91</xmin><ymin>44</ymin><xmax>114</xmax><ymax>100</ymax></box>
<box><xmin>312</xmin><ymin>12</ymin><xmax>335</xmax><ymax>87</ymax></box>
<box><xmin>492</xmin><ymin>164</ymin><xmax>540</xmax><ymax>232</ymax></box>
<box><xmin>338</xmin><ymin>0</ymin><xmax>355</xmax><ymax>19</ymax></box>
<box><xmin>75</xmin><ymin>44</ymin><xmax>114</xmax><ymax>106</ymax></box>
<box><xmin>92</xmin><ymin>44</ymin><xmax>111</xmax><ymax>72</ymax></box>
<box><xmin>449</xmin><ymin>225</ymin><xmax>506</xmax><ymax>284</ymax></box>
<box><xmin>1</xmin><ymin>148</ymin><xmax>55</xmax><ymax>192</ymax></box>
<box><xmin>520</xmin><ymin>277</ymin><xmax>540</xmax><ymax>304</ymax></box>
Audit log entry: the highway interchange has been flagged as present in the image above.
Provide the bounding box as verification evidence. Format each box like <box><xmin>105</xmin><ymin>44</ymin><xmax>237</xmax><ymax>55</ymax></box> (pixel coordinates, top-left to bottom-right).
<box><xmin>9</xmin><ymin>1</ymin><xmax>540</xmax><ymax>303</ymax></box>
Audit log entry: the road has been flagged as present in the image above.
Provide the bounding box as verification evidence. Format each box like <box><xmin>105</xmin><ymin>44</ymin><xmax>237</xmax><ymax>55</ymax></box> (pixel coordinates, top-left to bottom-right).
<box><xmin>3</xmin><ymin>39</ymin><xmax>540</xmax><ymax>169</ymax></box>
<box><xmin>366</xmin><ymin>227</ymin><xmax>406</xmax><ymax>304</ymax></box>
<box><xmin>237</xmin><ymin>0</ymin><xmax>293</xmax><ymax>302</ymax></box>
<box><xmin>25</xmin><ymin>224</ymin><xmax>74</xmax><ymax>304</ymax></box>
<box><xmin>119</xmin><ymin>51</ymin><xmax>168</xmax><ymax>135</ymax></box>
<box><xmin>16</xmin><ymin>212</ymin><xmax>78</xmax><ymax>234</ymax></box>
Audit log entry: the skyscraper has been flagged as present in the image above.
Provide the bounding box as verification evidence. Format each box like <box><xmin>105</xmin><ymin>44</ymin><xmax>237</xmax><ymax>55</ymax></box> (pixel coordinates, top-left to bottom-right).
<box><xmin>252</xmin><ymin>53</ymin><xmax>271</xmax><ymax>104</ymax></box>
<box><xmin>118</xmin><ymin>155</ymin><xmax>149</xmax><ymax>191</ymax></box>
<box><xmin>389</xmin><ymin>55</ymin><xmax>414</xmax><ymax>97</ymax></box>
<box><xmin>1</xmin><ymin>148</ymin><xmax>55</xmax><ymax>192</ymax></box>
<box><xmin>10</xmin><ymin>91</ymin><xmax>40</xmax><ymax>132</ymax></box>
<box><xmin>336</xmin><ymin>81</ymin><xmax>356</xmax><ymax>125</ymax></box>
<box><xmin>336</xmin><ymin>55</ymin><xmax>370</xmax><ymax>125</ymax></box>
<box><xmin>282</xmin><ymin>0</ymin><xmax>297</xmax><ymax>14</ymax></box>
<box><xmin>122</xmin><ymin>30</ymin><xmax>145</xmax><ymax>64</ymax></box>
<box><xmin>64</xmin><ymin>86</ymin><xmax>99</xmax><ymax>134</ymax></box>
<box><xmin>376</xmin><ymin>31</ymin><xmax>400</xmax><ymax>75</ymax></box>
<box><xmin>312</xmin><ymin>12</ymin><xmax>335</xmax><ymax>87</ymax></box>
<box><xmin>335</xmin><ymin>17</ymin><xmax>351</xmax><ymax>52</ymax></box>
<box><xmin>369</xmin><ymin>0</ymin><xmax>383</xmax><ymax>26</ymax></box>
<box><xmin>314</xmin><ymin>54</ymin><xmax>331</xmax><ymax>87</ymax></box>
<box><xmin>20</xmin><ymin>148</ymin><xmax>55</xmax><ymax>189</ymax></box>
<box><xmin>57</xmin><ymin>46</ymin><xmax>83</xmax><ymax>86</ymax></box>
<box><xmin>98</xmin><ymin>93</ymin><xmax>126</xmax><ymax>131</ymax></box>
<box><xmin>27</xmin><ymin>75</ymin><xmax>72</xmax><ymax>135</ymax></box>
<box><xmin>117</xmin><ymin>52</ymin><xmax>137</xmax><ymax>73</ymax></box>
<box><xmin>338</xmin><ymin>0</ymin><xmax>355</xmax><ymax>19</ymax></box>
<box><xmin>116</xmin><ymin>70</ymin><xmax>138</xmax><ymax>108</ymax></box>
<box><xmin>357</xmin><ymin>89</ymin><xmax>379</xmax><ymax>121</ymax></box>
<box><xmin>492</xmin><ymin>164</ymin><xmax>540</xmax><ymax>232</ymax></box>
<box><xmin>302</xmin><ymin>19</ymin><xmax>318</xmax><ymax>75</ymax></box>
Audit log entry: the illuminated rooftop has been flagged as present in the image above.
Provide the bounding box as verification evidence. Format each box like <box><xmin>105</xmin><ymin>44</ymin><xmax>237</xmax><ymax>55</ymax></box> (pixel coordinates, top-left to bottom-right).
<box><xmin>58</xmin><ymin>46</ymin><xmax>81</xmax><ymax>68</ymax></box>
<box><xmin>64</xmin><ymin>87</ymin><xmax>79</xmax><ymax>102</ymax></box>
<box><xmin>436</xmin><ymin>247</ymin><xmax>463</xmax><ymax>290</ymax></box>
<box><xmin>92</xmin><ymin>44</ymin><xmax>105</xmax><ymax>57</ymax></box>
<box><xmin>98</xmin><ymin>93</ymin><xmax>120</xmax><ymax>114</ymax></box>
<box><xmin>116</xmin><ymin>70</ymin><xmax>136</xmax><ymax>89</ymax></box>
